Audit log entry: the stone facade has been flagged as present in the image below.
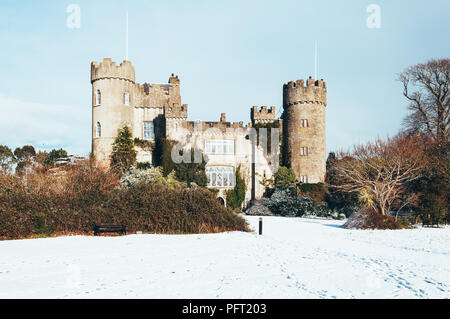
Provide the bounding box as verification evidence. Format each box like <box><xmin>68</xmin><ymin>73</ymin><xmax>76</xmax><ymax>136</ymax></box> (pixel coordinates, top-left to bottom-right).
<box><xmin>91</xmin><ymin>58</ymin><xmax>327</xmax><ymax>205</ymax></box>
<box><xmin>282</xmin><ymin>77</ymin><xmax>327</xmax><ymax>183</ymax></box>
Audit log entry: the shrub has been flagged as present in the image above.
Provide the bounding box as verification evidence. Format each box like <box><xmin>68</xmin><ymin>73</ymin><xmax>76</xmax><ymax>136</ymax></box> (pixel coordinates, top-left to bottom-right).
<box><xmin>153</xmin><ymin>138</ymin><xmax>208</xmax><ymax>186</ymax></box>
<box><xmin>153</xmin><ymin>138</ymin><xmax>176</xmax><ymax>176</ymax></box>
<box><xmin>0</xmin><ymin>163</ymin><xmax>249</xmax><ymax>240</ymax></box>
<box><xmin>136</xmin><ymin>162</ymin><xmax>152</xmax><ymax>170</ymax></box>
<box><xmin>343</xmin><ymin>207</ymin><xmax>402</xmax><ymax>230</ymax></box>
<box><xmin>414</xmin><ymin>174</ymin><xmax>448</xmax><ymax>224</ymax></box>
<box><xmin>274</xmin><ymin>166</ymin><xmax>296</xmax><ymax>189</ymax></box>
<box><xmin>313</xmin><ymin>202</ymin><xmax>331</xmax><ymax>217</ymax></box>
<box><xmin>298</xmin><ymin>183</ymin><xmax>328</xmax><ymax>203</ymax></box>
<box><xmin>226</xmin><ymin>166</ymin><xmax>246</xmax><ymax>210</ymax></box>
<box><xmin>173</xmin><ymin>152</ymin><xmax>208</xmax><ymax>187</ymax></box>
<box><xmin>265</xmin><ymin>188</ymin><xmax>314</xmax><ymax>217</ymax></box>
<box><xmin>120</xmin><ymin>166</ymin><xmax>181</xmax><ymax>189</ymax></box>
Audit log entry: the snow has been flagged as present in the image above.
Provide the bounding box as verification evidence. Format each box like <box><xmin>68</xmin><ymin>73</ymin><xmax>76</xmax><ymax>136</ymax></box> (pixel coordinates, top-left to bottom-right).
<box><xmin>0</xmin><ymin>216</ymin><xmax>449</xmax><ymax>299</ymax></box>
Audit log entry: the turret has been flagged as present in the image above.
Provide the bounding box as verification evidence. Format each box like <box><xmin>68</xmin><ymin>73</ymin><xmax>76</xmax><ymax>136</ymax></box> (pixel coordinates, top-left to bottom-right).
<box><xmin>91</xmin><ymin>58</ymin><xmax>136</xmax><ymax>166</ymax></box>
<box><xmin>282</xmin><ymin>77</ymin><xmax>327</xmax><ymax>183</ymax></box>
<box><xmin>91</xmin><ymin>58</ymin><xmax>135</xmax><ymax>83</ymax></box>
<box><xmin>251</xmin><ymin>106</ymin><xmax>277</xmax><ymax>125</ymax></box>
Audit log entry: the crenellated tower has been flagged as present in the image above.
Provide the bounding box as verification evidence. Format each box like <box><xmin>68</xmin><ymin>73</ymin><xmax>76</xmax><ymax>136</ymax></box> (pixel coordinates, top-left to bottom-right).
<box><xmin>282</xmin><ymin>77</ymin><xmax>327</xmax><ymax>183</ymax></box>
<box><xmin>91</xmin><ymin>58</ymin><xmax>136</xmax><ymax>165</ymax></box>
<box><xmin>251</xmin><ymin>106</ymin><xmax>277</xmax><ymax>125</ymax></box>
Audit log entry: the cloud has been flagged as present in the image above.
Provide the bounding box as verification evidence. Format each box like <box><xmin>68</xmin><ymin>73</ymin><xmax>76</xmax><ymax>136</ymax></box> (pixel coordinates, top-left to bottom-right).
<box><xmin>0</xmin><ymin>93</ymin><xmax>91</xmax><ymax>156</ymax></box>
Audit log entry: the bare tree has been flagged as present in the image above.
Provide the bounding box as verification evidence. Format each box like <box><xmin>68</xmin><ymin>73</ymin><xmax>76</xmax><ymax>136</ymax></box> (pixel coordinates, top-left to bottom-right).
<box><xmin>332</xmin><ymin>135</ymin><xmax>428</xmax><ymax>216</ymax></box>
<box><xmin>398</xmin><ymin>59</ymin><xmax>450</xmax><ymax>142</ymax></box>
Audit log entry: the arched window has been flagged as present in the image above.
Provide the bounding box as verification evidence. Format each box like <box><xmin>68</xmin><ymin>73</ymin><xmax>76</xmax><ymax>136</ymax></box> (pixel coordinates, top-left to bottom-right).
<box><xmin>96</xmin><ymin>122</ymin><xmax>101</xmax><ymax>138</ymax></box>
<box><xmin>124</xmin><ymin>91</ymin><xmax>130</xmax><ymax>106</ymax></box>
<box><xmin>95</xmin><ymin>89</ymin><xmax>101</xmax><ymax>106</ymax></box>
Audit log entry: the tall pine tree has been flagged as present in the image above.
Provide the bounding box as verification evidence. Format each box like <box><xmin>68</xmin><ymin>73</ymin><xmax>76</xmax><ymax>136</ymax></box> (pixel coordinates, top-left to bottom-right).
<box><xmin>111</xmin><ymin>126</ymin><xmax>137</xmax><ymax>173</ymax></box>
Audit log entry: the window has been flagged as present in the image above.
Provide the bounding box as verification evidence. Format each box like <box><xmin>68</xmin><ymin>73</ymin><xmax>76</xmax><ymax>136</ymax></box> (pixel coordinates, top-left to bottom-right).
<box><xmin>96</xmin><ymin>122</ymin><xmax>101</xmax><ymax>138</ymax></box>
<box><xmin>300</xmin><ymin>147</ymin><xmax>308</xmax><ymax>156</ymax></box>
<box><xmin>124</xmin><ymin>92</ymin><xmax>130</xmax><ymax>106</ymax></box>
<box><xmin>300</xmin><ymin>175</ymin><xmax>308</xmax><ymax>183</ymax></box>
<box><xmin>143</xmin><ymin>121</ymin><xmax>155</xmax><ymax>140</ymax></box>
<box><xmin>95</xmin><ymin>89</ymin><xmax>101</xmax><ymax>106</ymax></box>
<box><xmin>205</xmin><ymin>140</ymin><xmax>235</xmax><ymax>155</ymax></box>
<box><xmin>301</xmin><ymin>119</ymin><xmax>309</xmax><ymax>128</ymax></box>
<box><xmin>206</xmin><ymin>166</ymin><xmax>235</xmax><ymax>188</ymax></box>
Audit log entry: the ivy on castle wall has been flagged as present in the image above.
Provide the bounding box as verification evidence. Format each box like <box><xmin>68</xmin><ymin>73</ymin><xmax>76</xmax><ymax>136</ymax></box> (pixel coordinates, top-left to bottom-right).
<box><xmin>134</xmin><ymin>138</ymin><xmax>155</xmax><ymax>152</ymax></box>
<box><xmin>153</xmin><ymin>137</ymin><xmax>208</xmax><ymax>187</ymax></box>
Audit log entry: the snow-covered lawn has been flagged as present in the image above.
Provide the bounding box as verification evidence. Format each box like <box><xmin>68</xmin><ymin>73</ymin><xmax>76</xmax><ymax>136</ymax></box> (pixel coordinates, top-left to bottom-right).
<box><xmin>0</xmin><ymin>216</ymin><xmax>449</xmax><ymax>299</ymax></box>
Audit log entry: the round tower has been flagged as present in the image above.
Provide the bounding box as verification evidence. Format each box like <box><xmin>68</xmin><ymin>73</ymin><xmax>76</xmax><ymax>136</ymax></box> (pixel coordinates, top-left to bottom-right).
<box><xmin>282</xmin><ymin>77</ymin><xmax>327</xmax><ymax>183</ymax></box>
<box><xmin>91</xmin><ymin>58</ymin><xmax>136</xmax><ymax>166</ymax></box>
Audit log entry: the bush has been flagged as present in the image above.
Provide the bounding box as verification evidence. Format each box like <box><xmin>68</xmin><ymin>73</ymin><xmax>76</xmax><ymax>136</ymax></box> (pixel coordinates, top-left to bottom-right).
<box><xmin>154</xmin><ymin>138</ymin><xmax>208</xmax><ymax>186</ymax></box>
<box><xmin>313</xmin><ymin>202</ymin><xmax>331</xmax><ymax>217</ymax></box>
<box><xmin>298</xmin><ymin>183</ymin><xmax>328</xmax><ymax>203</ymax></box>
<box><xmin>120</xmin><ymin>166</ymin><xmax>181</xmax><ymax>189</ymax></box>
<box><xmin>265</xmin><ymin>188</ymin><xmax>315</xmax><ymax>217</ymax></box>
<box><xmin>343</xmin><ymin>207</ymin><xmax>402</xmax><ymax>230</ymax></box>
<box><xmin>0</xmin><ymin>163</ymin><xmax>249</xmax><ymax>240</ymax></box>
<box><xmin>274</xmin><ymin>166</ymin><xmax>296</xmax><ymax>189</ymax></box>
<box><xmin>414</xmin><ymin>174</ymin><xmax>448</xmax><ymax>224</ymax></box>
<box><xmin>226</xmin><ymin>166</ymin><xmax>246</xmax><ymax>210</ymax></box>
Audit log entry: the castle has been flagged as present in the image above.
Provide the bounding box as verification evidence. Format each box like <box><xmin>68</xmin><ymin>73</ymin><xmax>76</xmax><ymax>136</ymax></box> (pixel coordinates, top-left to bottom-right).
<box><xmin>91</xmin><ymin>58</ymin><xmax>327</xmax><ymax>206</ymax></box>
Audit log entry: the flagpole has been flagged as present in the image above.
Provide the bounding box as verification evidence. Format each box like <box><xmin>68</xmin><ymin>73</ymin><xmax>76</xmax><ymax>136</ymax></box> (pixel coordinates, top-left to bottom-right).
<box><xmin>315</xmin><ymin>40</ymin><xmax>318</xmax><ymax>80</ymax></box>
<box><xmin>126</xmin><ymin>11</ymin><xmax>129</xmax><ymax>61</ymax></box>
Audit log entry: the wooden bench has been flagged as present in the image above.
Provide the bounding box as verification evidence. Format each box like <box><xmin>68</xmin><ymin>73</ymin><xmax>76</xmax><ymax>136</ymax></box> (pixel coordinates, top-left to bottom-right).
<box><xmin>94</xmin><ymin>223</ymin><xmax>127</xmax><ymax>236</ymax></box>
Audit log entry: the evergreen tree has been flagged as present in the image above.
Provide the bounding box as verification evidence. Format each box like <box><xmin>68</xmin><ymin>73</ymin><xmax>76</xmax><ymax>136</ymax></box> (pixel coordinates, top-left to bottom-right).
<box><xmin>111</xmin><ymin>126</ymin><xmax>137</xmax><ymax>173</ymax></box>
<box><xmin>226</xmin><ymin>166</ymin><xmax>246</xmax><ymax>209</ymax></box>
<box><xmin>274</xmin><ymin>166</ymin><xmax>296</xmax><ymax>189</ymax></box>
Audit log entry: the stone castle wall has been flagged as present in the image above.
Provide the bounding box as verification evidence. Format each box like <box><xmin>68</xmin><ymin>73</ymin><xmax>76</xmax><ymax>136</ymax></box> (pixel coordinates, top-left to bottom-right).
<box><xmin>282</xmin><ymin>77</ymin><xmax>327</xmax><ymax>183</ymax></box>
<box><xmin>91</xmin><ymin>58</ymin><xmax>327</xmax><ymax>204</ymax></box>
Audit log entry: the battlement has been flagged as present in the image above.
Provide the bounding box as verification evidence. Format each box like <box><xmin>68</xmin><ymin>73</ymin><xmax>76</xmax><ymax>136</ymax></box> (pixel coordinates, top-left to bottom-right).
<box><xmin>165</xmin><ymin>103</ymin><xmax>188</xmax><ymax>119</ymax></box>
<box><xmin>283</xmin><ymin>77</ymin><xmax>327</xmax><ymax>107</ymax></box>
<box><xmin>169</xmin><ymin>73</ymin><xmax>180</xmax><ymax>85</ymax></box>
<box><xmin>186</xmin><ymin>120</ymin><xmax>250</xmax><ymax>133</ymax></box>
<box><xmin>251</xmin><ymin>106</ymin><xmax>277</xmax><ymax>124</ymax></box>
<box><xmin>91</xmin><ymin>58</ymin><xmax>136</xmax><ymax>84</ymax></box>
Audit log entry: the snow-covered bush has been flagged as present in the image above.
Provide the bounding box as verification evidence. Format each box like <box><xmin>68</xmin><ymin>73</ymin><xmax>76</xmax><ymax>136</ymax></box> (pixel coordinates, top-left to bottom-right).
<box><xmin>313</xmin><ymin>202</ymin><xmax>330</xmax><ymax>217</ymax></box>
<box><xmin>244</xmin><ymin>199</ymin><xmax>273</xmax><ymax>216</ymax></box>
<box><xmin>266</xmin><ymin>188</ymin><xmax>315</xmax><ymax>217</ymax></box>
<box><xmin>120</xmin><ymin>166</ymin><xmax>181</xmax><ymax>189</ymax></box>
<box><xmin>343</xmin><ymin>207</ymin><xmax>402</xmax><ymax>230</ymax></box>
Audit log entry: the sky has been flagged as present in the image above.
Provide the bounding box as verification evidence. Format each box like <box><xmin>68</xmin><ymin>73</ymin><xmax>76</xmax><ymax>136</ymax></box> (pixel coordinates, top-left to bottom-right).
<box><xmin>0</xmin><ymin>0</ymin><xmax>449</xmax><ymax>156</ymax></box>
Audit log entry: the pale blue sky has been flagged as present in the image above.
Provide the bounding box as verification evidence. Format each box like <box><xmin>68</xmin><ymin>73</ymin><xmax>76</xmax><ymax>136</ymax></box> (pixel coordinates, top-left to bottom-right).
<box><xmin>0</xmin><ymin>0</ymin><xmax>449</xmax><ymax>156</ymax></box>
